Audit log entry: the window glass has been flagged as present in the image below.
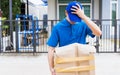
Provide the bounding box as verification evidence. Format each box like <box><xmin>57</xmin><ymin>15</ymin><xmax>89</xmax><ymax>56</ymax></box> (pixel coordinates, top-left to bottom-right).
<box><xmin>58</xmin><ymin>0</ymin><xmax>91</xmax><ymax>3</ymax></box>
<box><xmin>59</xmin><ymin>5</ymin><xmax>66</xmax><ymax>20</ymax></box>
<box><xmin>112</xmin><ymin>3</ymin><xmax>116</xmax><ymax>26</ymax></box>
<box><xmin>58</xmin><ymin>0</ymin><xmax>91</xmax><ymax>20</ymax></box>
<box><xmin>59</xmin><ymin>5</ymin><xmax>91</xmax><ymax>20</ymax></box>
<box><xmin>83</xmin><ymin>5</ymin><xmax>91</xmax><ymax>17</ymax></box>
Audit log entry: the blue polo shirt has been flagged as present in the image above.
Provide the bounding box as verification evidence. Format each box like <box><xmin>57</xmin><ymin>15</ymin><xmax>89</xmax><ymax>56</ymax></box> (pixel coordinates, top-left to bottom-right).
<box><xmin>47</xmin><ymin>19</ymin><xmax>95</xmax><ymax>47</ymax></box>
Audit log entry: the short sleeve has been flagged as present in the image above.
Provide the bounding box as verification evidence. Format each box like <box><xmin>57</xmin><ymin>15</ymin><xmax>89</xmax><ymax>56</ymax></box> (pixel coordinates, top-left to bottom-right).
<box><xmin>80</xmin><ymin>21</ymin><xmax>95</xmax><ymax>38</ymax></box>
<box><xmin>86</xmin><ymin>25</ymin><xmax>95</xmax><ymax>38</ymax></box>
<box><xmin>47</xmin><ymin>26</ymin><xmax>59</xmax><ymax>47</ymax></box>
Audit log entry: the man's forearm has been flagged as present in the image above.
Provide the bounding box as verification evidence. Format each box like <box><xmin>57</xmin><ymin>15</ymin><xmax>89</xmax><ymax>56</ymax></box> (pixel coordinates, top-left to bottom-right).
<box><xmin>48</xmin><ymin>46</ymin><xmax>55</xmax><ymax>71</ymax></box>
<box><xmin>81</xmin><ymin>15</ymin><xmax>102</xmax><ymax>36</ymax></box>
<box><xmin>71</xmin><ymin>5</ymin><xmax>102</xmax><ymax>36</ymax></box>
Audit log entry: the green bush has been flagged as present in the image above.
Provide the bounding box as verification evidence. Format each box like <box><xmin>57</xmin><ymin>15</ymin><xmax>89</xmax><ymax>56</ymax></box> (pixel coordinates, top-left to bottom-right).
<box><xmin>1</xmin><ymin>0</ymin><xmax>21</xmax><ymax>19</ymax></box>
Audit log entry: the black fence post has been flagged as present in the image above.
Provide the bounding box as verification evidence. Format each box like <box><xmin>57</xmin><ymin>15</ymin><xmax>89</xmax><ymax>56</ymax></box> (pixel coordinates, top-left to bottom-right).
<box><xmin>33</xmin><ymin>20</ymin><xmax>36</xmax><ymax>53</ymax></box>
<box><xmin>15</xmin><ymin>19</ymin><xmax>19</xmax><ymax>53</ymax></box>
<box><xmin>0</xmin><ymin>23</ymin><xmax>2</xmax><ymax>53</ymax></box>
<box><xmin>95</xmin><ymin>20</ymin><xmax>100</xmax><ymax>53</ymax></box>
<box><xmin>0</xmin><ymin>9</ymin><xmax>2</xmax><ymax>53</ymax></box>
<box><xmin>114</xmin><ymin>19</ymin><xmax>117</xmax><ymax>52</ymax></box>
<box><xmin>51</xmin><ymin>20</ymin><xmax>54</xmax><ymax>32</ymax></box>
<box><xmin>119</xmin><ymin>22</ymin><xmax>120</xmax><ymax>49</ymax></box>
<box><xmin>9</xmin><ymin>0</ymin><xmax>13</xmax><ymax>45</ymax></box>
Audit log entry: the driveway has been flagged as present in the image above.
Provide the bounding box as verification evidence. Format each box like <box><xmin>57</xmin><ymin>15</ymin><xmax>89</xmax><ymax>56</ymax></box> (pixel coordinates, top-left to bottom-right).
<box><xmin>0</xmin><ymin>53</ymin><xmax>120</xmax><ymax>75</ymax></box>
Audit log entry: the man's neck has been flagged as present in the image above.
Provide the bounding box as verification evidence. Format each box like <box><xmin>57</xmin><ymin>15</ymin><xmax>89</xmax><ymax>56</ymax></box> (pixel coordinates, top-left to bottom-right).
<box><xmin>66</xmin><ymin>17</ymin><xmax>75</xmax><ymax>25</ymax></box>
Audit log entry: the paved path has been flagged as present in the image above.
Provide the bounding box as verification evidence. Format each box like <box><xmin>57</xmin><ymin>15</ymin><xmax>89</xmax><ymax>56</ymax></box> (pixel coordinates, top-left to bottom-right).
<box><xmin>0</xmin><ymin>53</ymin><xmax>120</xmax><ymax>75</ymax></box>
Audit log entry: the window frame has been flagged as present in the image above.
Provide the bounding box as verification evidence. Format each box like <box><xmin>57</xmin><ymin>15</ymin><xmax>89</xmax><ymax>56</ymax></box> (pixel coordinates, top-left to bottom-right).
<box><xmin>57</xmin><ymin>0</ymin><xmax>92</xmax><ymax>20</ymax></box>
<box><xmin>110</xmin><ymin>0</ymin><xmax>118</xmax><ymax>36</ymax></box>
<box><xmin>110</xmin><ymin>0</ymin><xmax>118</xmax><ymax>20</ymax></box>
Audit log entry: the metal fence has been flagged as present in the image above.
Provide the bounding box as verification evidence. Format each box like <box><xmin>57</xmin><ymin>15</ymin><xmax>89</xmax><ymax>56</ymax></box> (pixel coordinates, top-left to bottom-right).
<box><xmin>0</xmin><ymin>19</ymin><xmax>120</xmax><ymax>53</ymax></box>
<box><xmin>97</xmin><ymin>19</ymin><xmax>120</xmax><ymax>53</ymax></box>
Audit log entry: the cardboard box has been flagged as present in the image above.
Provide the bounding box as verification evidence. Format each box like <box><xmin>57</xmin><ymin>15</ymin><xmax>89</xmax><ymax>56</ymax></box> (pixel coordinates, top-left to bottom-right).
<box><xmin>54</xmin><ymin>43</ymin><xmax>96</xmax><ymax>75</ymax></box>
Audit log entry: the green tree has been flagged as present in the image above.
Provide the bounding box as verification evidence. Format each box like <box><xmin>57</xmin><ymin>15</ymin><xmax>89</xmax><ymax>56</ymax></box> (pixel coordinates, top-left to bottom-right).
<box><xmin>1</xmin><ymin>0</ymin><xmax>21</xmax><ymax>19</ymax></box>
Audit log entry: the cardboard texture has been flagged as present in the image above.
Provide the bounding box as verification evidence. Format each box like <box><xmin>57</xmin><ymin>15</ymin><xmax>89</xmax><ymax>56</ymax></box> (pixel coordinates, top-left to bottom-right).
<box><xmin>54</xmin><ymin>43</ymin><xmax>96</xmax><ymax>75</ymax></box>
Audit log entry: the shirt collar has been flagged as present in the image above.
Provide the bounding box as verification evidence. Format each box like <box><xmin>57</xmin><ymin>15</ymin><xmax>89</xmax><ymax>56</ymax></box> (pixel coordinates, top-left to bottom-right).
<box><xmin>62</xmin><ymin>18</ymin><xmax>71</xmax><ymax>26</ymax></box>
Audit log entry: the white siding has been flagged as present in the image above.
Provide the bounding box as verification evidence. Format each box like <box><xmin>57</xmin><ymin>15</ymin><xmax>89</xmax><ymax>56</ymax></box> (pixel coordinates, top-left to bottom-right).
<box><xmin>48</xmin><ymin>0</ymin><xmax>56</xmax><ymax>20</ymax></box>
<box><xmin>118</xmin><ymin>0</ymin><xmax>120</xmax><ymax>19</ymax></box>
<box><xmin>102</xmin><ymin>0</ymin><xmax>110</xmax><ymax>19</ymax></box>
<box><xmin>94</xmin><ymin>0</ymin><xmax>99</xmax><ymax>19</ymax></box>
<box><xmin>101</xmin><ymin>0</ymin><xmax>111</xmax><ymax>39</ymax></box>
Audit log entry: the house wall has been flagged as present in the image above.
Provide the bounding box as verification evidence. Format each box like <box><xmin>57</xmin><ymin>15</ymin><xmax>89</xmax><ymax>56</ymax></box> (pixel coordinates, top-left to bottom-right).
<box><xmin>48</xmin><ymin>0</ymin><xmax>99</xmax><ymax>20</ymax></box>
<box><xmin>48</xmin><ymin>0</ymin><xmax>120</xmax><ymax>39</ymax></box>
<box><xmin>118</xmin><ymin>0</ymin><xmax>120</xmax><ymax>39</ymax></box>
<box><xmin>118</xmin><ymin>0</ymin><xmax>120</xmax><ymax>19</ymax></box>
<box><xmin>48</xmin><ymin>0</ymin><xmax>100</xmax><ymax>20</ymax></box>
<box><xmin>101</xmin><ymin>0</ymin><xmax>120</xmax><ymax>39</ymax></box>
<box><xmin>48</xmin><ymin>0</ymin><xmax>56</xmax><ymax>20</ymax></box>
<box><xmin>29</xmin><ymin>5</ymin><xmax>47</xmax><ymax>20</ymax></box>
<box><xmin>101</xmin><ymin>0</ymin><xmax>111</xmax><ymax>39</ymax></box>
<box><xmin>102</xmin><ymin>0</ymin><xmax>110</xmax><ymax>19</ymax></box>
<box><xmin>48</xmin><ymin>0</ymin><xmax>120</xmax><ymax>20</ymax></box>
<box><xmin>94</xmin><ymin>0</ymin><xmax>99</xmax><ymax>19</ymax></box>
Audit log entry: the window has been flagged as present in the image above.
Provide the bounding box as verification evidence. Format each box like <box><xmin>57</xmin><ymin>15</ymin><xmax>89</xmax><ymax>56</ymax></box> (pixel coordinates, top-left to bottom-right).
<box><xmin>110</xmin><ymin>0</ymin><xmax>118</xmax><ymax>36</ymax></box>
<box><xmin>58</xmin><ymin>0</ymin><xmax>92</xmax><ymax>20</ymax></box>
<box><xmin>59</xmin><ymin>5</ymin><xmax>66</xmax><ymax>20</ymax></box>
<box><xmin>112</xmin><ymin>3</ymin><xmax>117</xmax><ymax>26</ymax></box>
<box><xmin>82</xmin><ymin>5</ymin><xmax>91</xmax><ymax>17</ymax></box>
<box><xmin>111</xmin><ymin>0</ymin><xmax>118</xmax><ymax>26</ymax></box>
<box><xmin>58</xmin><ymin>0</ymin><xmax>91</xmax><ymax>3</ymax></box>
<box><xmin>43</xmin><ymin>14</ymin><xmax>48</xmax><ymax>29</ymax></box>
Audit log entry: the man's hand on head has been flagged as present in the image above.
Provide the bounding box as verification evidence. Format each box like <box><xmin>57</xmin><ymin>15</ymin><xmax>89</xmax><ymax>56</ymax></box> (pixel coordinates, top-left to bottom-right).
<box><xmin>71</xmin><ymin>4</ymin><xmax>86</xmax><ymax>19</ymax></box>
